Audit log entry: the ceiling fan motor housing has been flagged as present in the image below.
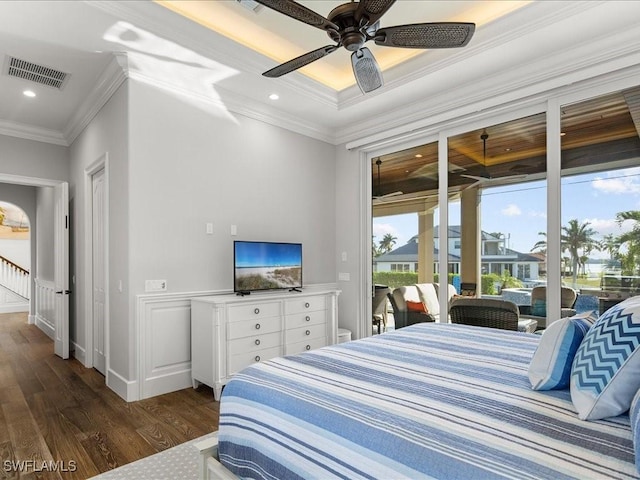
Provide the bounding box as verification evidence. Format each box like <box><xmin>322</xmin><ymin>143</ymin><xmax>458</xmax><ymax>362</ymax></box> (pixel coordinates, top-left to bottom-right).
<box><xmin>327</xmin><ymin>2</ymin><xmax>366</xmax><ymax>51</ymax></box>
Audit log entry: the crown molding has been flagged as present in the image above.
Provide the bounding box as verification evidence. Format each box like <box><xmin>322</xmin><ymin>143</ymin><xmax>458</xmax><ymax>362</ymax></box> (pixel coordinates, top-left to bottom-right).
<box><xmin>335</xmin><ymin>16</ymin><xmax>640</xmax><ymax>146</ymax></box>
<box><xmin>86</xmin><ymin>0</ymin><xmax>339</xmax><ymax>109</ymax></box>
<box><xmin>64</xmin><ymin>53</ymin><xmax>128</xmax><ymax>144</ymax></box>
<box><xmin>0</xmin><ymin>120</ymin><xmax>67</xmax><ymax>146</ymax></box>
<box><xmin>212</xmin><ymin>85</ymin><xmax>336</xmax><ymax>144</ymax></box>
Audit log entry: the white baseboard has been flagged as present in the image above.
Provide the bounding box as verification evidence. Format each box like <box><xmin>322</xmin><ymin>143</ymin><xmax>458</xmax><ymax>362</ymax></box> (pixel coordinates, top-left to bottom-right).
<box><xmin>35</xmin><ymin>314</ymin><xmax>55</xmax><ymax>339</ymax></box>
<box><xmin>0</xmin><ymin>303</ymin><xmax>29</xmax><ymax>313</ymax></box>
<box><xmin>72</xmin><ymin>341</ymin><xmax>86</xmax><ymax>366</ymax></box>
<box><xmin>107</xmin><ymin>368</ymin><xmax>139</xmax><ymax>402</ymax></box>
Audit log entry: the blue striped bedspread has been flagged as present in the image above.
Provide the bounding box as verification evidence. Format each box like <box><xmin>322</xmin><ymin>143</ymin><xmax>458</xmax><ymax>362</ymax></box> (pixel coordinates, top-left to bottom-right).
<box><xmin>218</xmin><ymin>323</ymin><xmax>637</xmax><ymax>479</ymax></box>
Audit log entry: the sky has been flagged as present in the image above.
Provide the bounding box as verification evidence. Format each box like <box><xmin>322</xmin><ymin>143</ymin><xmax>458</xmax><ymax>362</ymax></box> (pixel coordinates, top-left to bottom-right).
<box><xmin>373</xmin><ymin>165</ymin><xmax>640</xmax><ymax>260</ymax></box>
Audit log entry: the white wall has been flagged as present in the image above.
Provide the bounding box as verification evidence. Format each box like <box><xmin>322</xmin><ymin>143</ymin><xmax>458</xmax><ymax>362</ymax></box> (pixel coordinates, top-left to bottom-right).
<box><xmin>0</xmin><ymin>135</ymin><xmax>68</xmax><ymax>181</ymax></box>
<box><xmin>67</xmin><ymin>78</ymin><xmax>337</xmax><ymax>395</ymax></box>
<box><xmin>69</xmin><ymin>82</ymin><xmax>129</xmax><ymax>381</ymax></box>
<box><xmin>35</xmin><ymin>187</ymin><xmax>54</xmax><ymax>281</ymax></box>
<box><xmin>334</xmin><ymin>145</ymin><xmax>364</xmax><ymax>339</ymax></box>
<box><xmin>0</xmin><ymin>138</ymin><xmax>67</xmax><ymax>318</ymax></box>
<box><xmin>127</xmin><ymin>80</ymin><xmax>337</xmax><ymax>298</ymax></box>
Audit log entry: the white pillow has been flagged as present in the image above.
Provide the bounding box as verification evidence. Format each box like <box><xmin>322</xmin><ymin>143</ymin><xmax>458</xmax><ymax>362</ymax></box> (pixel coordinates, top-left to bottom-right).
<box><xmin>571</xmin><ymin>296</ymin><xmax>640</xmax><ymax>420</ymax></box>
<box><xmin>528</xmin><ymin>311</ymin><xmax>597</xmax><ymax>390</ymax></box>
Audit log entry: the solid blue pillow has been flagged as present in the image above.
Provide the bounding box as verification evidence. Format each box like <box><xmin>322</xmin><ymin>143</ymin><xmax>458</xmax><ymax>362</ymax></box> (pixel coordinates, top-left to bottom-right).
<box><xmin>630</xmin><ymin>388</ymin><xmax>640</xmax><ymax>473</ymax></box>
<box><xmin>528</xmin><ymin>311</ymin><xmax>597</xmax><ymax>390</ymax></box>
<box><xmin>571</xmin><ymin>296</ymin><xmax>640</xmax><ymax>420</ymax></box>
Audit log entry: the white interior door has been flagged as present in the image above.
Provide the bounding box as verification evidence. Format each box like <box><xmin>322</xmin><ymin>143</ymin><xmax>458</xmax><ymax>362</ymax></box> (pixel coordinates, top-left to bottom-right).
<box><xmin>54</xmin><ymin>182</ymin><xmax>70</xmax><ymax>359</ymax></box>
<box><xmin>92</xmin><ymin>169</ymin><xmax>106</xmax><ymax>374</ymax></box>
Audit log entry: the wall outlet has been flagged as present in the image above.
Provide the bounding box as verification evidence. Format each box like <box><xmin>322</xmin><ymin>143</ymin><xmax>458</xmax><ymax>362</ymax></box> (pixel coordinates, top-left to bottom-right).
<box><xmin>338</xmin><ymin>272</ymin><xmax>350</xmax><ymax>281</ymax></box>
<box><xmin>206</xmin><ymin>222</ymin><xmax>213</xmax><ymax>234</ymax></box>
<box><xmin>145</xmin><ymin>279</ymin><xmax>167</xmax><ymax>292</ymax></box>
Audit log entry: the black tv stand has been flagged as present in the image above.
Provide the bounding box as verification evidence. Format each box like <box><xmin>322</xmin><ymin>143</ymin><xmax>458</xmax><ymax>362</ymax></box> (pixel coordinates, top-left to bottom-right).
<box><xmin>236</xmin><ymin>291</ymin><xmax>251</xmax><ymax>296</ymax></box>
<box><xmin>289</xmin><ymin>287</ymin><xmax>302</xmax><ymax>292</ymax></box>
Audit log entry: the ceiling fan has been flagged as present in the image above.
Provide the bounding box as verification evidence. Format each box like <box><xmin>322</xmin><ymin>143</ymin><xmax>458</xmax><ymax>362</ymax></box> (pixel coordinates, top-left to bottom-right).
<box><xmin>460</xmin><ymin>129</ymin><xmax>526</xmax><ymax>187</ymax></box>
<box><xmin>254</xmin><ymin>0</ymin><xmax>476</xmax><ymax>93</ymax></box>
<box><xmin>373</xmin><ymin>159</ymin><xmax>403</xmax><ymax>201</ymax></box>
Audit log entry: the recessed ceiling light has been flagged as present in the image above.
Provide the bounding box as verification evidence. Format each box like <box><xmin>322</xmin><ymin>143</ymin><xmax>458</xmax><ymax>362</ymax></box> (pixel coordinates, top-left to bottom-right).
<box><xmin>415</xmin><ymin>154</ymin><xmax>423</xmax><ymax>158</ymax></box>
<box><xmin>23</xmin><ymin>90</ymin><xmax>36</xmax><ymax>98</ymax></box>
<box><xmin>269</xmin><ymin>93</ymin><xmax>279</xmax><ymax>100</ymax></box>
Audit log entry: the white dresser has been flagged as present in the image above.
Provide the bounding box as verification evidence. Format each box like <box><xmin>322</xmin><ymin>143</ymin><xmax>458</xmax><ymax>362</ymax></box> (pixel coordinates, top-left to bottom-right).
<box><xmin>191</xmin><ymin>289</ymin><xmax>340</xmax><ymax>400</ymax></box>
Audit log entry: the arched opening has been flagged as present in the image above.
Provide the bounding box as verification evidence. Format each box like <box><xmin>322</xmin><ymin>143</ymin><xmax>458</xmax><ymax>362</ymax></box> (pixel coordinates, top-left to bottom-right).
<box><xmin>0</xmin><ymin>201</ymin><xmax>30</xmax><ymax>312</ymax></box>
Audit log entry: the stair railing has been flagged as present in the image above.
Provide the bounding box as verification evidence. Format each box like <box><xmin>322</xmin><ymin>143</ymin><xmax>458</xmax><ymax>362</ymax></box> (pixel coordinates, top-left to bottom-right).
<box><xmin>0</xmin><ymin>255</ymin><xmax>30</xmax><ymax>299</ymax></box>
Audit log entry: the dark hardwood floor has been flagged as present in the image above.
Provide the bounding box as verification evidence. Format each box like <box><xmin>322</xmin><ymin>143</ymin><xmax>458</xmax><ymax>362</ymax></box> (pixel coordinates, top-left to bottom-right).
<box><xmin>0</xmin><ymin>312</ymin><xmax>219</xmax><ymax>479</ymax></box>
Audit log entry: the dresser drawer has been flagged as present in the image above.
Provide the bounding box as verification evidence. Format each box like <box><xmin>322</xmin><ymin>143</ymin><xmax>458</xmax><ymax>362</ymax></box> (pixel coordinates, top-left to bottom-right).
<box><xmin>228</xmin><ymin>346</ymin><xmax>281</xmax><ymax>375</ymax></box>
<box><xmin>286</xmin><ymin>296</ymin><xmax>326</xmax><ymax>315</ymax></box>
<box><xmin>228</xmin><ymin>331</ymin><xmax>281</xmax><ymax>355</ymax></box>
<box><xmin>227</xmin><ymin>316</ymin><xmax>281</xmax><ymax>340</ymax></box>
<box><xmin>286</xmin><ymin>324</ymin><xmax>325</xmax><ymax>344</ymax></box>
<box><xmin>285</xmin><ymin>337</ymin><xmax>327</xmax><ymax>355</ymax></box>
<box><xmin>285</xmin><ymin>310</ymin><xmax>326</xmax><ymax>329</ymax></box>
<box><xmin>228</xmin><ymin>301</ymin><xmax>281</xmax><ymax>322</ymax></box>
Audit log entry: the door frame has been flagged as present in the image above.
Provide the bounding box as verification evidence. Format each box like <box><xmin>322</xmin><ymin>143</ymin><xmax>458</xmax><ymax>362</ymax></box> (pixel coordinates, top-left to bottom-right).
<box><xmin>84</xmin><ymin>153</ymin><xmax>110</xmax><ymax>371</ymax></box>
<box><xmin>0</xmin><ymin>172</ymin><xmax>69</xmax><ymax>354</ymax></box>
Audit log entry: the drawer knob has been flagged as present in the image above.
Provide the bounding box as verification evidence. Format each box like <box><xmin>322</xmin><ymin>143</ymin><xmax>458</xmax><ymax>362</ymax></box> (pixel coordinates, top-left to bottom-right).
<box><xmin>305</xmin><ymin>316</ymin><xmax>311</xmax><ymax>321</ymax></box>
<box><xmin>255</xmin><ymin>339</ymin><xmax>261</xmax><ymax>346</ymax></box>
<box><xmin>255</xmin><ymin>323</ymin><xmax>261</xmax><ymax>330</ymax></box>
<box><xmin>305</xmin><ymin>302</ymin><xmax>310</xmax><ymax>308</ymax></box>
<box><xmin>255</xmin><ymin>355</ymin><xmax>261</xmax><ymax>362</ymax></box>
<box><xmin>254</xmin><ymin>308</ymin><xmax>260</xmax><ymax>314</ymax></box>
<box><xmin>305</xmin><ymin>345</ymin><xmax>311</xmax><ymax>351</ymax></box>
<box><xmin>306</xmin><ymin>330</ymin><xmax>311</xmax><ymax>336</ymax></box>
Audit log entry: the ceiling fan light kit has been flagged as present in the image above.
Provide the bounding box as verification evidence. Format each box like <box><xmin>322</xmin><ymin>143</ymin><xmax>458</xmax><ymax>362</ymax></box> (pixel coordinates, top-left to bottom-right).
<box><xmin>255</xmin><ymin>0</ymin><xmax>476</xmax><ymax>94</ymax></box>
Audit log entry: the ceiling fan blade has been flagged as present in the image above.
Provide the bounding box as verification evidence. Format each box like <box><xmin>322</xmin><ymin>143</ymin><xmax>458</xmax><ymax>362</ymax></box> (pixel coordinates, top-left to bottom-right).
<box><xmin>351</xmin><ymin>47</ymin><xmax>383</xmax><ymax>93</ymax></box>
<box><xmin>263</xmin><ymin>45</ymin><xmax>338</xmax><ymax>77</ymax></box>
<box><xmin>253</xmin><ymin>0</ymin><xmax>338</xmax><ymax>32</ymax></box>
<box><xmin>375</xmin><ymin>22</ymin><xmax>475</xmax><ymax>49</ymax></box>
<box><xmin>355</xmin><ymin>0</ymin><xmax>396</xmax><ymax>27</ymax></box>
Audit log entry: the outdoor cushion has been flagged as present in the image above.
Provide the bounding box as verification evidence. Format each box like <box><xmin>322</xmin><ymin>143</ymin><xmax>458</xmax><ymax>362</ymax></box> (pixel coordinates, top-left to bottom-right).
<box><xmin>528</xmin><ymin>311</ymin><xmax>597</xmax><ymax>390</ymax></box>
<box><xmin>415</xmin><ymin>283</ymin><xmax>440</xmax><ymax>317</ymax></box>
<box><xmin>406</xmin><ymin>300</ymin><xmax>427</xmax><ymax>313</ymax></box>
<box><xmin>570</xmin><ymin>296</ymin><xmax>640</xmax><ymax>420</ymax></box>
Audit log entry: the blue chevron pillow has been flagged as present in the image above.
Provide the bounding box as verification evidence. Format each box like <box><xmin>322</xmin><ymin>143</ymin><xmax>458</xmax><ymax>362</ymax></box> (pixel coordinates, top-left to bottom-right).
<box><xmin>570</xmin><ymin>297</ymin><xmax>640</xmax><ymax>420</ymax></box>
<box><xmin>528</xmin><ymin>311</ymin><xmax>597</xmax><ymax>390</ymax></box>
<box><xmin>630</xmin><ymin>389</ymin><xmax>640</xmax><ymax>472</ymax></box>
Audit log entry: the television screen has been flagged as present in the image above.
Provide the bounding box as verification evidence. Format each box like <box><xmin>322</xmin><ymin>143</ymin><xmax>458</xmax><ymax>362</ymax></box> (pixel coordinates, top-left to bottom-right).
<box><xmin>234</xmin><ymin>241</ymin><xmax>302</xmax><ymax>293</ymax></box>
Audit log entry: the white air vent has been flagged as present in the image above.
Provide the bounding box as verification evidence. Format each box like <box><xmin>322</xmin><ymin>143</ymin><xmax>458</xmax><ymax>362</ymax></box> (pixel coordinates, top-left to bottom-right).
<box><xmin>4</xmin><ymin>56</ymin><xmax>69</xmax><ymax>90</ymax></box>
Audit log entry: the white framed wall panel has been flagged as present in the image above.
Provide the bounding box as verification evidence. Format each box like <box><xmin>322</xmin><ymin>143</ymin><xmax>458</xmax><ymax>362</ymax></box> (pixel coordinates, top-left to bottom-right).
<box><xmin>138</xmin><ymin>295</ymin><xmax>194</xmax><ymax>400</ymax></box>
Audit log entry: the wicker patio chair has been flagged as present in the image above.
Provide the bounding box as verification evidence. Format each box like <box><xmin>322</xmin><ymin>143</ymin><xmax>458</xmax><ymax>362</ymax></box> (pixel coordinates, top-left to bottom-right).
<box><xmin>372</xmin><ymin>285</ymin><xmax>390</xmax><ymax>334</ymax></box>
<box><xmin>387</xmin><ymin>288</ymin><xmax>436</xmax><ymax>330</ymax></box>
<box><xmin>449</xmin><ymin>297</ymin><xmax>521</xmax><ymax>331</ymax></box>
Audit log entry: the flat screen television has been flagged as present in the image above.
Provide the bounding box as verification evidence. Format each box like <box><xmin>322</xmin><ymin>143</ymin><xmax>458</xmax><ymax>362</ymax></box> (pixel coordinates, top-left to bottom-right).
<box><xmin>233</xmin><ymin>241</ymin><xmax>302</xmax><ymax>294</ymax></box>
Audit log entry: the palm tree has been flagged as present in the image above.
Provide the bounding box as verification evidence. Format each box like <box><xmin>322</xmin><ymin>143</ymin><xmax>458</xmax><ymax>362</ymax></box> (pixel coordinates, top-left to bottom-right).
<box><xmin>379</xmin><ymin>233</ymin><xmax>397</xmax><ymax>254</ymax></box>
<box><xmin>615</xmin><ymin>210</ymin><xmax>640</xmax><ymax>275</ymax></box>
<box><xmin>531</xmin><ymin>221</ymin><xmax>600</xmax><ymax>285</ymax></box>
<box><xmin>562</xmin><ymin>219</ymin><xmax>599</xmax><ymax>286</ymax></box>
<box><xmin>531</xmin><ymin>231</ymin><xmax>547</xmax><ymax>254</ymax></box>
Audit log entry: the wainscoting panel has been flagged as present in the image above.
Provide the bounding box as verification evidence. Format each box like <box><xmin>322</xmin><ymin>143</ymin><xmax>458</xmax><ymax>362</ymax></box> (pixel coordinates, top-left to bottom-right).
<box><xmin>135</xmin><ymin>283</ymin><xmax>339</xmax><ymax>401</ymax></box>
<box><xmin>139</xmin><ymin>297</ymin><xmax>193</xmax><ymax>399</ymax></box>
<box><xmin>34</xmin><ymin>278</ymin><xmax>56</xmax><ymax>339</ymax></box>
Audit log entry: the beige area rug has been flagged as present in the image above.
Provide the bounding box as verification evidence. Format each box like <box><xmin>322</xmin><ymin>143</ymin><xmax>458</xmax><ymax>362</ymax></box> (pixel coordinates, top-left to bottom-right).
<box><xmin>89</xmin><ymin>432</ymin><xmax>217</xmax><ymax>480</ymax></box>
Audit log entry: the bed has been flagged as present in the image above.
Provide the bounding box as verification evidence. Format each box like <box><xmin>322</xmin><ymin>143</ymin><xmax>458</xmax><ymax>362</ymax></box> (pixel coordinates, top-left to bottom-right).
<box><xmin>196</xmin><ymin>323</ymin><xmax>639</xmax><ymax>479</ymax></box>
